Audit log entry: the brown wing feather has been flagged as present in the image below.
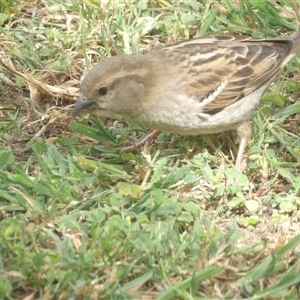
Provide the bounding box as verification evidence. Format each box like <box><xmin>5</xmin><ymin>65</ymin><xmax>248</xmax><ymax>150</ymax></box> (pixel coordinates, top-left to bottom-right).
<box><xmin>157</xmin><ymin>35</ymin><xmax>296</xmax><ymax>114</ymax></box>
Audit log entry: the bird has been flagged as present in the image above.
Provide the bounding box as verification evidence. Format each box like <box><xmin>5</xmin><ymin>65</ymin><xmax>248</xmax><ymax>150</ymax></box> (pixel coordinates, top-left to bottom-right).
<box><xmin>72</xmin><ymin>33</ymin><xmax>300</xmax><ymax>170</ymax></box>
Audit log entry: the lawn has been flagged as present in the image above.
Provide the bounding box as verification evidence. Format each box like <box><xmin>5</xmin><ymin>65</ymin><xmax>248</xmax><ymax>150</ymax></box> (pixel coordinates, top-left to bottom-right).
<box><xmin>0</xmin><ymin>0</ymin><xmax>300</xmax><ymax>299</ymax></box>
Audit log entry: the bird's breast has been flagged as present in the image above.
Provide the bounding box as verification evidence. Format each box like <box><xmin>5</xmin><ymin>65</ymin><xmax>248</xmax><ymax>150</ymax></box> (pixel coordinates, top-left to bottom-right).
<box><xmin>130</xmin><ymin>87</ymin><xmax>265</xmax><ymax>135</ymax></box>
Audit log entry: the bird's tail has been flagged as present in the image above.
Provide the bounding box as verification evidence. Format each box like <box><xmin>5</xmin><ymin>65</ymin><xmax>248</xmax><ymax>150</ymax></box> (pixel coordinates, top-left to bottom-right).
<box><xmin>289</xmin><ymin>32</ymin><xmax>300</xmax><ymax>54</ymax></box>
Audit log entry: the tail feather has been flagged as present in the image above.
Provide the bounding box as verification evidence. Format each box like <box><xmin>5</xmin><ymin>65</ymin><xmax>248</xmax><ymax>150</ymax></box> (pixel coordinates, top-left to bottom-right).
<box><xmin>290</xmin><ymin>32</ymin><xmax>300</xmax><ymax>54</ymax></box>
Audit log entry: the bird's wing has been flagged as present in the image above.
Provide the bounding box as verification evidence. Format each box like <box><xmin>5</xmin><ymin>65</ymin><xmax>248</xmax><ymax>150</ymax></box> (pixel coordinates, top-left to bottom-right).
<box><xmin>157</xmin><ymin>35</ymin><xmax>296</xmax><ymax>114</ymax></box>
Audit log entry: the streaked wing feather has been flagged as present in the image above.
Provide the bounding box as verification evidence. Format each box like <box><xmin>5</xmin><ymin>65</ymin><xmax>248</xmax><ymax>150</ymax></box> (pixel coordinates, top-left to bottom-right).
<box><xmin>158</xmin><ymin>35</ymin><xmax>294</xmax><ymax>114</ymax></box>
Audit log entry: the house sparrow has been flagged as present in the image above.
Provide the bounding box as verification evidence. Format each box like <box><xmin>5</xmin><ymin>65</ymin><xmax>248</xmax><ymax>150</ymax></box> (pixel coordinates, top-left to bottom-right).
<box><xmin>72</xmin><ymin>34</ymin><xmax>300</xmax><ymax>170</ymax></box>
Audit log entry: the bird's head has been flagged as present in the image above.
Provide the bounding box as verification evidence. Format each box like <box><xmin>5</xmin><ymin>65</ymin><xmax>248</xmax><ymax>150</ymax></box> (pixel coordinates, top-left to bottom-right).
<box><xmin>72</xmin><ymin>55</ymin><xmax>149</xmax><ymax>120</ymax></box>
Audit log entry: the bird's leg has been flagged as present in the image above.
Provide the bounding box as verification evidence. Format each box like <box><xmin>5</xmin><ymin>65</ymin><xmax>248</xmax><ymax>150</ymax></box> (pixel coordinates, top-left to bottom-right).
<box><xmin>120</xmin><ymin>130</ymin><xmax>161</xmax><ymax>154</ymax></box>
<box><xmin>235</xmin><ymin>121</ymin><xmax>251</xmax><ymax>171</ymax></box>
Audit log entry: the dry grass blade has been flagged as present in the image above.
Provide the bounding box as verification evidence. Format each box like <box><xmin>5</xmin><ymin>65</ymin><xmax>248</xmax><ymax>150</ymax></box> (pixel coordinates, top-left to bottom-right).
<box><xmin>0</xmin><ymin>54</ymin><xmax>78</xmax><ymax>101</ymax></box>
<box><xmin>290</xmin><ymin>0</ymin><xmax>300</xmax><ymax>30</ymax></box>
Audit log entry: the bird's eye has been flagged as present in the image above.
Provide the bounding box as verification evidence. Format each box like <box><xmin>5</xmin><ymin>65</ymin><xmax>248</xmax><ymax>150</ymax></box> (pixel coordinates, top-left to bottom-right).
<box><xmin>98</xmin><ymin>85</ymin><xmax>108</xmax><ymax>96</ymax></box>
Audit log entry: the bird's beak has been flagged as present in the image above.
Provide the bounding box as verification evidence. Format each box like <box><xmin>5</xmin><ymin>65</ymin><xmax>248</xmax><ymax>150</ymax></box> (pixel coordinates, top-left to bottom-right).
<box><xmin>72</xmin><ymin>93</ymin><xmax>97</xmax><ymax>118</ymax></box>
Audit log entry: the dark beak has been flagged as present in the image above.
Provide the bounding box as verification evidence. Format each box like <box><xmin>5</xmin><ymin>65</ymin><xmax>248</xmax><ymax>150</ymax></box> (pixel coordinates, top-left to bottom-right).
<box><xmin>72</xmin><ymin>93</ymin><xmax>96</xmax><ymax>118</ymax></box>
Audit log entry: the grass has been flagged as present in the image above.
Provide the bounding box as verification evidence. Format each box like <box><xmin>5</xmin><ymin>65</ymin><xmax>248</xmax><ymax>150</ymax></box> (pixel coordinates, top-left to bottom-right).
<box><xmin>0</xmin><ymin>0</ymin><xmax>300</xmax><ymax>299</ymax></box>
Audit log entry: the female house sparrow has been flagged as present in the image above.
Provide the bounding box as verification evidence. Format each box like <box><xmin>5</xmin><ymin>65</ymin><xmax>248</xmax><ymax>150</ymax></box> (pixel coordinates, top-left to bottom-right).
<box><xmin>72</xmin><ymin>34</ymin><xmax>300</xmax><ymax>170</ymax></box>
